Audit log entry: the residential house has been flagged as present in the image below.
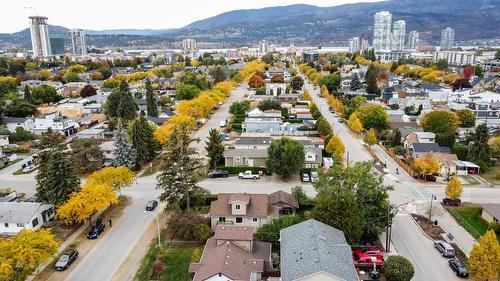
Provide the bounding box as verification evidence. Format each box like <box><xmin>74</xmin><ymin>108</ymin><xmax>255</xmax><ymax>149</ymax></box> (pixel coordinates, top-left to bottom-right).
<box><xmin>408</xmin><ymin>143</ymin><xmax>451</xmax><ymax>158</ymax></box>
<box><xmin>435</xmin><ymin>153</ymin><xmax>459</xmax><ymax>177</ymax></box>
<box><xmin>0</xmin><ymin>202</ymin><xmax>55</xmax><ymax>236</ymax></box>
<box><xmin>0</xmin><ymin>135</ymin><xmax>9</xmax><ymax>148</ymax></box>
<box><xmin>280</xmin><ymin>219</ymin><xmax>359</xmax><ymax>281</ymax></box>
<box><xmin>145</xmin><ymin>116</ymin><xmax>169</xmax><ymax>126</ymax></box>
<box><xmin>266</xmin><ymin>83</ymin><xmax>287</xmax><ymax>96</ymax></box>
<box><xmin>189</xmin><ymin>225</ymin><xmax>272</xmax><ymax>281</ymax></box>
<box><xmin>421</xmin><ymin>83</ymin><xmax>451</xmax><ymax>103</ymax></box>
<box><xmin>209</xmin><ymin>191</ymin><xmax>298</xmax><ymax>230</ymax></box>
<box><xmin>404</xmin><ymin>132</ymin><xmax>436</xmax><ymax>147</ymax></box>
<box><xmin>480</xmin><ymin>204</ymin><xmax>499</xmax><ymax>223</ymax></box>
<box><xmin>99</xmin><ymin>140</ymin><xmax>116</xmax><ymax>166</ymax></box>
<box><xmin>455</xmin><ymin>160</ymin><xmax>480</xmax><ymax>175</ymax></box>
<box><xmin>33</xmin><ymin>112</ymin><xmax>78</xmax><ymax>136</ymax></box>
<box><xmin>4</xmin><ymin>117</ymin><xmax>35</xmax><ymax>133</ymax></box>
<box><xmin>77</xmin><ymin>128</ymin><xmax>106</xmax><ymax>139</ymax></box>
<box><xmin>242</xmin><ymin>108</ymin><xmax>282</xmax><ymax>134</ymax></box>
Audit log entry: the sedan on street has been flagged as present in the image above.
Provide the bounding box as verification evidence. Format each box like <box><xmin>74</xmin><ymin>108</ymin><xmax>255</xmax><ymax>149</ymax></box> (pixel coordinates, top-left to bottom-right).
<box><xmin>434</xmin><ymin>240</ymin><xmax>455</xmax><ymax>258</ymax></box>
<box><xmin>55</xmin><ymin>249</ymin><xmax>79</xmax><ymax>271</ymax></box>
<box><xmin>145</xmin><ymin>200</ymin><xmax>158</xmax><ymax>211</ymax></box>
<box><xmin>448</xmin><ymin>259</ymin><xmax>469</xmax><ymax>278</ymax></box>
<box><xmin>208</xmin><ymin>170</ymin><xmax>229</xmax><ymax>178</ymax></box>
<box><xmin>87</xmin><ymin>220</ymin><xmax>105</xmax><ymax>239</ymax></box>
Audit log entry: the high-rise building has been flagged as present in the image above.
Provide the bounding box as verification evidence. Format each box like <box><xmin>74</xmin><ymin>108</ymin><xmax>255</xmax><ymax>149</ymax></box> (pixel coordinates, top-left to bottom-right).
<box><xmin>69</xmin><ymin>29</ymin><xmax>87</xmax><ymax>55</ymax></box>
<box><xmin>440</xmin><ymin>27</ymin><xmax>455</xmax><ymax>50</ymax></box>
<box><xmin>259</xmin><ymin>40</ymin><xmax>268</xmax><ymax>54</ymax></box>
<box><xmin>373</xmin><ymin>11</ymin><xmax>392</xmax><ymax>51</ymax></box>
<box><xmin>29</xmin><ymin>16</ymin><xmax>51</xmax><ymax>57</ymax></box>
<box><xmin>181</xmin><ymin>38</ymin><xmax>197</xmax><ymax>51</ymax></box>
<box><xmin>360</xmin><ymin>39</ymin><xmax>369</xmax><ymax>52</ymax></box>
<box><xmin>392</xmin><ymin>20</ymin><xmax>406</xmax><ymax>51</ymax></box>
<box><xmin>408</xmin><ymin>31</ymin><xmax>420</xmax><ymax>50</ymax></box>
<box><xmin>348</xmin><ymin>37</ymin><xmax>360</xmax><ymax>53</ymax></box>
<box><xmin>49</xmin><ymin>36</ymin><xmax>65</xmax><ymax>56</ymax></box>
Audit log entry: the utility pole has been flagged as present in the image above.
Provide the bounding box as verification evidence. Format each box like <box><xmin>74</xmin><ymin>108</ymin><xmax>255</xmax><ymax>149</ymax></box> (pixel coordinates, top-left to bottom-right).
<box><xmin>428</xmin><ymin>194</ymin><xmax>436</xmax><ymax>221</ymax></box>
<box><xmin>385</xmin><ymin>201</ymin><xmax>391</xmax><ymax>252</ymax></box>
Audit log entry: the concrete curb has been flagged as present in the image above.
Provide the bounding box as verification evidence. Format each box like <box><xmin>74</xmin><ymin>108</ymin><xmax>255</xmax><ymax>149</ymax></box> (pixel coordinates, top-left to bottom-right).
<box><xmin>408</xmin><ymin>213</ymin><xmax>436</xmax><ymax>242</ymax></box>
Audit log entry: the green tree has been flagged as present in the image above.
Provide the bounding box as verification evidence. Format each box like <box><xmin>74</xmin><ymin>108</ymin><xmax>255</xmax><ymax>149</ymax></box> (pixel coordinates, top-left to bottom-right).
<box><xmin>98</xmin><ymin>67</ymin><xmax>112</xmax><ymax>79</ymax></box>
<box><xmin>157</xmin><ymin>124</ymin><xmax>205</xmax><ymax>210</ymax></box>
<box><xmin>349</xmin><ymin>73</ymin><xmax>363</xmax><ymax>91</ymax></box>
<box><xmin>4</xmin><ymin>99</ymin><xmax>37</xmax><ymax>117</ymax></box>
<box><xmin>254</xmin><ymin>215</ymin><xmax>306</xmax><ymax>247</ymax></box>
<box><xmin>257</xmin><ymin>99</ymin><xmax>281</xmax><ymax>111</ymax></box>
<box><xmin>32</xmin><ymin>85</ymin><xmax>59</xmax><ymax>104</ymax></box>
<box><xmin>421</xmin><ymin>110</ymin><xmax>458</xmax><ymax>140</ymax></box>
<box><xmin>356</xmin><ymin>104</ymin><xmax>389</xmax><ymax>131</ymax></box>
<box><xmin>113</xmin><ymin>122</ymin><xmax>137</xmax><ymax>167</ymax></box>
<box><xmin>435</xmin><ymin>59</ymin><xmax>449</xmax><ymax>70</ymax></box>
<box><xmin>128</xmin><ymin>114</ymin><xmax>158</xmax><ymax>163</ymax></box>
<box><xmin>104</xmin><ymin>88</ymin><xmax>121</xmax><ymax>117</ymax></box>
<box><xmin>9</xmin><ymin>127</ymin><xmax>33</xmax><ymax>142</ymax></box>
<box><xmin>382</xmin><ymin>255</ymin><xmax>415</xmax><ymax>281</ymax></box>
<box><xmin>467</xmin><ymin>123</ymin><xmax>491</xmax><ymax>166</ymax></box>
<box><xmin>229</xmin><ymin>100</ymin><xmax>250</xmax><ymax>115</ymax></box>
<box><xmin>266</xmin><ymin>137</ymin><xmax>305</xmax><ymax>178</ymax></box>
<box><xmin>320</xmin><ymin>74</ymin><xmax>341</xmax><ymax>93</ymax></box>
<box><xmin>0</xmin><ymin>76</ymin><xmax>17</xmax><ymax>96</ymax></box>
<box><xmin>70</xmin><ymin>139</ymin><xmax>104</xmax><ymax>174</ymax></box>
<box><xmin>316</xmin><ymin>116</ymin><xmax>333</xmax><ymax>137</ymax></box>
<box><xmin>205</xmin><ymin>128</ymin><xmax>224</xmax><ymax>168</ymax></box>
<box><xmin>290</xmin><ymin>76</ymin><xmax>304</xmax><ymax>91</ymax></box>
<box><xmin>38</xmin><ymin>128</ymin><xmax>65</xmax><ymax>150</ymax></box>
<box><xmin>23</xmin><ymin>85</ymin><xmax>32</xmax><ymax>103</ymax></box>
<box><xmin>175</xmin><ymin>84</ymin><xmax>200</xmax><ymax>100</ymax></box>
<box><xmin>457</xmin><ymin>109</ymin><xmax>475</xmax><ymax>128</ymax></box>
<box><xmin>211</xmin><ymin>66</ymin><xmax>226</xmax><ymax>83</ymax></box>
<box><xmin>117</xmin><ymin>81</ymin><xmax>138</xmax><ymax>121</ymax></box>
<box><xmin>145</xmin><ymin>79</ymin><xmax>158</xmax><ymax>117</ymax></box>
<box><xmin>366</xmin><ymin>64</ymin><xmax>380</xmax><ymax>95</ymax></box>
<box><xmin>36</xmin><ymin>150</ymin><xmax>80</xmax><ymax>205</ymax></box>
<box><xmin>292</xmin><ymin>186</ymin><xmax>311</xmax><ymax>206</ymax></box>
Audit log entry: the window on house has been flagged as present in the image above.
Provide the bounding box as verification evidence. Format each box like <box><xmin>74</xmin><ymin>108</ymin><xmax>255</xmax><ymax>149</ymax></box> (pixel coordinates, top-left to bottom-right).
<box><xmin>4</xmin><ymin>223</ymin><xmax>8</xmax><ymax>228</ymax></box>
<box><xmin>16</xmin><ymin>223</ymin><xmax>24</xmax><ymax>227</ymax></box>
<box><xmin>252</xmin><ymin>218</ymin><xmax>258</xmax><ymax>223</ymax></box>
<box><xmin>32</xmin><ymin>218</ymin><xmax>39</xmax><ymax>227</ymax></box>
<box><xmin>236</xmin><ymin>217</ymin><xmax>243</xmax><ymax>223</ymax></box>
<box><xmin>236</xmin><ymin>205</ymin><xmax>241</xmax><ymax>210</ymax></box>
<box><xmin>236</xmin><ymin>157</ymin><xmax>241</xmax><ymax>162</ymax></box>
<box><xmin>218</xmin><ymin>217</ymin><xmax>226</xmax><ymax>222</ymax></box>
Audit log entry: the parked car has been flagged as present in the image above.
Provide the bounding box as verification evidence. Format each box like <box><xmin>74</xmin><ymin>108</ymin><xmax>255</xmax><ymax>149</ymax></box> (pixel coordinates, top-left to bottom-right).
<box><xmin>87</xmin><ymin>219</ymin><xmax>105</xmax><ymax>239</ymax></box>
<box><xmin>219</xmin><ymin>120</ymin><xmax>227</xmax><ymax>127</ymax></box>
<box><xmin>209</xmin><ymin>170</ymin><xmax>229</xmax><ymax>178</ymax></box>
<box><xmin>145</xmin><ymin>200</ymin><xmax>158</xmax><ymax>211</ymax></box>
<box><xmin>353</xmin><ymin>248</ymin><xmax>384</xmax><ymax>260</ymax></box>
<box><xmin>55</xmin><ymin>249</ymin><xmax>79</xmax><ymax>271</ymax></box>
<box><xmin>333</xmin><ymin>113</ymin><xmax>339</xmax><ymax>117</ymax></box>
<box><xmin>338</xmin><ymin>118</ymin><xmax>343</xmax><ymax>123</ymax></box>
<box><xmin>434</xmin><ymin>240</ymin><xmax>455</xmax><ymax>257</ymax></box>
<box><xmin>301</xmin><ymin>173</ymin><xmax>310</xmax><ymax>182</ymax></box>
<box><xmin>448</xmin><ymin>259</ymin><xmax>469</xmax><ymax>278</ymax></box>
<box><xmin>238</xmin><ymin>171</ymin><xmax>260</xmax><ymax>180</ymax></box>
<box><xmin>352</xmin><ymin>253</ymin><xmax>384</xmax><ymax>268</ymax></box>
<box><xmin>22</xmin><ymin>165</ymin><xmax>36</xmax><ymax>173</ymax></box>
<box><xmin>442</xmin><ymin>198</ymin><xmax>461</xmax><ymax>206</ymax></box>
<box><xmin>328</xmin><ymin>107</ymin><xmax>334</xmax><ymax>113</ymax></box>
<box><xmin>310</xmin><ymin>171</ymin><xmax>319</xmax><ymax>182</ymax></box>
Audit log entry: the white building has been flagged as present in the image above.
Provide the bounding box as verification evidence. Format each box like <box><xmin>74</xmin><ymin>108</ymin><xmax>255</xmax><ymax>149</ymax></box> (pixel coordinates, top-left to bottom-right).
<box><xmin>375</xmin><ymin>50</ymin><xmax>410</xmax><ymax>62</ymax></box>
<box><xmin>440</xmin><ymin>27</ymin><xmax>455</xmax><ymax>50</ymax></box>
<box><xmin>392</xmin><ymin>20</ymin><xmax>406</xmax><ymax>51</ymax></box>
<box><xmin>348</xmin><ymin>37</ymin><xmax>360</xmax><ymax>53</ymax></box>
<box><xmin>29</xmin><ymin>16</ymin><xmax>51</xmax><ymax>57</ymax></box>
<box><xmin>259</xmin><ymin>40</ymin><xmax>268</xmax><ymax>54</ymax></box>
<box><xmin>434</xmin><ymin>50</ymin><xmax>476</xmax><ymax>66</ymax></box>
<box><xmin>0</xmin><ymin>202</ymin><xmax>55</xmax><ymax>236</ymax></box>
<box><xmin>408</xmin><ymin>31</ymin><xmax>420</xmax><ymax>50</ymax></box>
<box><xmin>69</xmin><ymin>29</ymin><xmax>87</xmax><ymax>55</ymax></box>
<box><xmin>360</xmin><ymin>39</ymin><xmax>370</xmax><ymax>52</ymax></box>
<box><xmin>33</xmin><ymin>113</ymin><xmax>78</xmax><ymax>136</ymax></box>
<box><xmin>181</xmin><ymin>38</ymin><xmax>197</xmax><ymax>51</ymax></box>
<box><xmin>373</xmin><ymin>11</ymin><xmax>392</xmax><ymax>51</ymax></box>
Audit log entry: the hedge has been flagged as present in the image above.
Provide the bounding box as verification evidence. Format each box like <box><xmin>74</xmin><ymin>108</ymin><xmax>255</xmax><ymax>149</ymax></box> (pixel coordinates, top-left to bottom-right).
<box><xmin>283</xmin><ymin>119</ymin><xmax>304</xmax><ymax>123</ymax></box>
<box><xmin>214</xmin><ymin>166</ymin><xmax>270</xmax><ymax>174</ymax></box>
<box><xmin>231</xmin><ymin>124</ymin><xmax>242</xmax><ymax>129</ymax></box>
<box><xmin>232</xmin><ymin>118</ymin><xmax>245</xmax><ymax>124</ymax></box>
<box><xmin>234</xmin><ymin>114</ymin><xmax>247</xmax><ymax>119</ymax></box>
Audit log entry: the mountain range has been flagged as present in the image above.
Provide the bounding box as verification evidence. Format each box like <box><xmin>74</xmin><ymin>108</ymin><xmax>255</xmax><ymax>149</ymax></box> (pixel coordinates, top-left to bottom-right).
<box><xmin>1</xmin><ymin>0</ymin><xmax>499</xmax><ymax>49</ymax></box>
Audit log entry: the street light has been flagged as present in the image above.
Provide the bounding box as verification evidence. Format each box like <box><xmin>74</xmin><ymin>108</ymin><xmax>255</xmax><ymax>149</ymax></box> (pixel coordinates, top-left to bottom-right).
<box><xmin>428</xmin><ymin>194</ymin><xmax>437</xmax><ymax>221</ymax></box>
<box><xmin>144</xmin><ymin>211</ymin><xmax>161</xmax><ymax>248</ymax></box>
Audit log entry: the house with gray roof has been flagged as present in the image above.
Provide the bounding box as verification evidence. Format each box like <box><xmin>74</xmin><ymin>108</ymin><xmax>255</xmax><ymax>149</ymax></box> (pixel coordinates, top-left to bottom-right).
<box><xmin>480</xmin><ymin>204</ymin><xmax>500</xmax><ymax>223</ymax></box>
<box><xmin>408</xmin><ymin>143</ymin><xmax>451</xmax><ymax>158</ymax></box>
<box><xmin>280</xmin><ymin>219</ymin><xmax>359</xmax><ymax>281</ymax></box>
<box><xmin>0</xmin><ymin>202</ymin><xmax>55</xmax><ymax>236</ymax></box>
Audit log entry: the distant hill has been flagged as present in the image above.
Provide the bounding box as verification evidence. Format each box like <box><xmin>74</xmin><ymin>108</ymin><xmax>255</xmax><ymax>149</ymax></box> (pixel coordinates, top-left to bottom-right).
<box><xmin>1</xmin><ymin>0</ymin><xmax>498</xmax><ymax>49</ymax></box>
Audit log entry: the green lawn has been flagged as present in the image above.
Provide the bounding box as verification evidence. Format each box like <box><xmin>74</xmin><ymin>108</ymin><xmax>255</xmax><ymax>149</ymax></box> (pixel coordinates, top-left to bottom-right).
<box><xmin>481</xmin><ymin>163</ymin><xmax>500</xmax><ymax>185</ymax></box>
<box><xmin>135</xmin><ymin>241</ymin><xmax>198</xmax><ymax>281</ymax></box>
<box><xmin>444</xmin><ymin>203</ymin><xmax>489</xmax><ymax>240</ymax></box>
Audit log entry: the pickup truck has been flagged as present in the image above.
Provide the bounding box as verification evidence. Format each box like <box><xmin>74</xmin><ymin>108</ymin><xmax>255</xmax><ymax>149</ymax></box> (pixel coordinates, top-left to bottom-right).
<box><xmin>238</xmin><ymin>171</ymin><xmax>260</xmax><ymax>180</ymax></box>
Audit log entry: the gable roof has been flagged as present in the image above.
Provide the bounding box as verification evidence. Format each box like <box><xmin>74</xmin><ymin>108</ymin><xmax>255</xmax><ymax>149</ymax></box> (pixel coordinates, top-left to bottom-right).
<box><xmin>213</xmin><ymin>225</ymin><xmax>254</xmax><ymax>241</ymax></box>
<box><xmin>481</xmin><ymin>204</ymin><xmax>500</xmax><ymax>219</ymax></box>
<box><xmin>268</xmin><ymin>191</ymin><xmax>299</xmax><ymax>209</ymax></box>
<box><xmin>0</xmin><ymin>202</ymin><xmax>53</xmax><ymax>224</ymax></box>
<box><xmin>280</xmin><ymin>219</ymin><xmax>358</xmax><ymax>281</ymax></box>
<box><xmin>234</xmin><ymin>137</ymin><xmax>272</xmax><ymax>146</ymax></box>
<box><xmin>411</xmin><ymin>143</ymin><xmax>450</xmax><ymax>153</ymax></box>
<box><xmin>210</xmin><ymin>193</ymin><xmax>270</xmax><ymax>218</ymax></box>
<box><xmin>229</xmin><ymin>194</ymin><xmax>251</xmax><ymax>204</ymax></box>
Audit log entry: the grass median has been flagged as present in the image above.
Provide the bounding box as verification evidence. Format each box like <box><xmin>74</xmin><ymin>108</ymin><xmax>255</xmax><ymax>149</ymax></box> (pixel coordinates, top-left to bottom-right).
<box><xmin>444</xmin><ymin>203</ymin><xmax>489</xmax><ymax>240</ymax></box>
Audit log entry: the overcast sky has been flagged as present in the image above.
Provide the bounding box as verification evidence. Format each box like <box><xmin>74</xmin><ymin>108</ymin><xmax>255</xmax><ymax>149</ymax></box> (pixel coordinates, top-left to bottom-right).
<box><xmin>0</xmin><ymin>0</ymin><xmax>380</xmax><ymax>33</ymax></box>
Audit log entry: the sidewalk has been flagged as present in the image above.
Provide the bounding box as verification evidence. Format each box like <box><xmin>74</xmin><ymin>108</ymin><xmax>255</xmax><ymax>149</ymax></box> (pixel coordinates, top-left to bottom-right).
<box><xmin>431</xmin><ymin>206</ymin><xmax>476</xmax><ymax>255</ymax></box>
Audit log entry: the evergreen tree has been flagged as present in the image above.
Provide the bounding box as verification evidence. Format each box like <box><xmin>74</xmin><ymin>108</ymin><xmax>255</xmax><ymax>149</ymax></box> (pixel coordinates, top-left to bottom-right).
<box><xmin>365</xmin><ymin>64</ymin><xmax>379</xmax><ymax>95</ymax></box>
<box><xmin>24</xmin><ymin>85</ymin><xmax>32</xmax><ymax>103</ymax></box>
<box><xmin>117</xmin><ymin>81</ymin><xmax>138</xmax><ymax>121</ymax></box>
<box><xmin>39</xmin><ymin>128</ymin><xmax>65</xmax><ymax>150</ymax></box>
<box><xmin>349</xmin><ymin>73</ymin><xmax>363</xmax><ymax>91</ymax></box>
<box><xmin>113</xmin><ymin>122</ymin><xmax>137</xmax><ymax>167</ymax></box>
<box><xmin>36</xmin><ymin>151</ymin><xmax>80</xmax><ymax>205</ymax></box>
<box><xmin>157</xmin><ymin>124</ymin><xmax>205</xmax><ymax>210</ymax></box>
<box><xmin>468</xmin><ymin>123</ymin><xmax>491</xmax><ymax>165</ymax></box>
<box><xmin>145</xmin><ymin>79</ymin><xmax>158</xmax><ymax>117</ymax></box>
<box><xmin>213</xmin><ymin>66</ymin><xmax>226</xmax><ymax>83</ymax></box>
<box><xmin>128</xmin><ymin>114</ymin><xmax>158</xmax><ymax>163</ymax></box>
<box><xmin>205</xmin><ymin>128</ymin><xmax>224</xmax><ymax>168</ymax></box>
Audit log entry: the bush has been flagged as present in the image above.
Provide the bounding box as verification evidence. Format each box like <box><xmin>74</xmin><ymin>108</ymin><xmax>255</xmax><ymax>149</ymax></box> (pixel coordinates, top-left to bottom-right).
<box><xmin>292</xmin><ymin>186</ymin><xmax>311</xmax><ymax>206</ymax></box>
<box><xmin>9</xmin><ymin>127</ymin><xmax>33</xmax><ymax>142</ymax></box>
<box><xmin>487</xmin><ymin>221</ymin><xmax>500</xmax><ymax>236</ymax></box>
<box><xmin>3</xmin><ymin>147</ymin><xmax>29</xmax><ymax>154</ymax></box>
<box><xmin>167</xmin><ymin>210</ymin><xmax>208</xmax><ymax>241</ymax></box>
<box><xmin>191</xmin><ymin>247</ymin><xmax>203</xmax><ymax>263</ymax></box>
<box><xmin>232</xmin><ymin>118</ymin><xmax>245</xmax><ymax>124</ymax></box>
<box><xmin>382</xmin><ymin>255</ymin><xmax>415</xmax><ymax>281</ymax></box>
<box><xmin>193</xmin><ymin>224</ymin><xmax>213</xmax><ymax>243</ymax></box>
<box><xmin>214</xmin><ymin>166</ymin><xmax>269</xmax><ymax>175</ymax></box>
<box><xmin>476</xmin><ymin>159</ymin><xmax>490</xmax><ymax>174</ymax></box>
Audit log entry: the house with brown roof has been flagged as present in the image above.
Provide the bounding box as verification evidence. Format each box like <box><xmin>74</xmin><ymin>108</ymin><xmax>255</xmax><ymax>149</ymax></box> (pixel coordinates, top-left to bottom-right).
<box><xmin>189</xmin><ymin>225</ymin><xmax>272</xmax><ymax>281</ymax></box>
<box><xmin>209</xmin><ymin>191</ymin><xmax>298</xmax><ymax>230</ymax></box>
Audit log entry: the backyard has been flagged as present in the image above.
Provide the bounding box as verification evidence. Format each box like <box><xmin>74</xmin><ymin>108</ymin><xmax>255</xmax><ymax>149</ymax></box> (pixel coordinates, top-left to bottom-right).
<box><xmin>444</xmin><ymin>203</ymin><xmax>489</xmax><ymax>240</ymax></box>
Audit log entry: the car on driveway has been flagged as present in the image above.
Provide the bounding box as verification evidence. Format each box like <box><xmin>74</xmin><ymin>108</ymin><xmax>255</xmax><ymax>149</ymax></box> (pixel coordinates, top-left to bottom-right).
<box><xmin>352</xmin><ymin>253</ymin><xmax>384</xmax><ymax>268</ymax></box>
<box><xmin>23</xmin><ymin>165</ymin><xmax>36</xmax><ymax>173</ymax></box>
<box><xmin>145</xmin><ymin>200</ymin><xmax>158</xmax><ymax>211</ymax></box>
<box><xmin>353</xmin><ymin>247</ymin><xmax>384</xmax><ymax>260</ymax></box>
<box><xmin>301</xmin><ymin>173</ymin><xmax>310</xmax><ymax>182</ymax></box>
<box><xmin>448</xmin><ymin>259</ymin><xmax>469</xmax><ymax>278</ymax></box>
<box><xmin>310</xmin><ymin>171</ymin><xmax>319</xmax><ymax>182</ymax></box>
<box><xmin>238</xmin><ymin>171</ymin><xmax>260</xmax><ymax>180</ymax></box>
<box><xmin>208</xmin><ymin>170</ymin><xmax>229</xmax><ymax>178</ymax></box>
<box><xmin>434</xmin><ymin>240</ymin><xmax>455</xmax><ymax>257</ymax></box>
<box><xmin>55</xmin><ymin>249</ymin><xmax>79</xmax><ymax>271</ymax></box>
<box><xmin>87</xmin><ymin>219</ymin><xmax>105</xmax><ymax>239</ymax></box>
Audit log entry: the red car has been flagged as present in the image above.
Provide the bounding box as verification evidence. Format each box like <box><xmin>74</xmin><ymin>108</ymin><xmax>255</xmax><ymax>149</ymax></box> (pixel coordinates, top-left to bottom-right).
<box><xmin>353</xmin><ymin>248</ymin><xmax>384</xmax><ymax>260</ymax></box>
<box><xmin>353</xmin><ymin>253</ymin><xmax>384</xmax><ymax>268</ymax></box>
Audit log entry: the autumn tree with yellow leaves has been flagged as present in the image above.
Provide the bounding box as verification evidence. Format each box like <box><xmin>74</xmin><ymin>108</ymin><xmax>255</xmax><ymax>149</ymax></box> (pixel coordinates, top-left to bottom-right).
<box><xmin>413</xmin><ymin>154</ymin><xmax>440</xmax><ymax>181</ymax></box>
<box><xmin>86</xmin><ymin>166</ymin><xmax>135</xmax><ymax>194</ymax></box>
<box><xmin>364</xmin><ymin>128</ymin><xmax>378</xmax><ymax>146</ymax></box>
<box><xmin>326</xmin><ymin>134</ymin><xmax>345</xmax><ymax>161</ymax></box>
<box><xmin>320</xmin><ymin>84</ymin><xmax>329</xmax><ymax>98</ymax></box>
<box><xmin>155</xmin><ymin>115</ymin><xmax>196</xmax><ymax>145</ymax></box>
<box><xmin>445</xmin><ymin>177</ymin><xmax>463</xmax><ymax>200</ymax></box>
<box><xmin>347</xmin><ymin>113</ymin><xmax>363</xmax><ymax>135</ymax></box>
<box><xmin>467</xmin><ymin>230</ymin><xmax>500</xmax><ymax>281</ymax></box>
<box><xmin>0</xmin><ymin>229</ymin><xmax>59</xmax><ymax>281</ymax></box>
